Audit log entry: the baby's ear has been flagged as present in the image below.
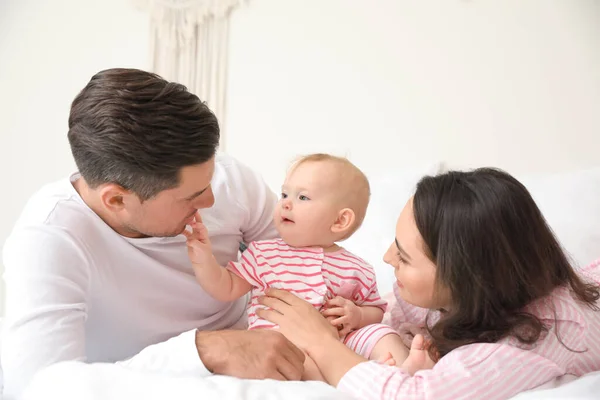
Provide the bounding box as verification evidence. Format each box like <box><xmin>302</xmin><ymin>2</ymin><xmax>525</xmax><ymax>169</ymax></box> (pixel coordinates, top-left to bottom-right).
<box><xmin>331</xmin><ymin>208</ymin><xmax>355</xmax><ymax>235</ymax></box>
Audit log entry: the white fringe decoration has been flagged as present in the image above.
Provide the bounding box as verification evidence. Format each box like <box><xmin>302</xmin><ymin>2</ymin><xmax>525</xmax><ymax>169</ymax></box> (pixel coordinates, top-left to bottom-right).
<box><xmin>133</xmin><ymin>0</ymin><xmax>246</xmax><ymax>147</ymax></box>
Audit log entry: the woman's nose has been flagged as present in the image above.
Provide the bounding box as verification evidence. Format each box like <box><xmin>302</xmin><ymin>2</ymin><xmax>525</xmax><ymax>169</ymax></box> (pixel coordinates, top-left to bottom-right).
<box><xmin>383</xmin><ymin>244</ymin><xmax>394</xmax><ymax>265</ymax></box>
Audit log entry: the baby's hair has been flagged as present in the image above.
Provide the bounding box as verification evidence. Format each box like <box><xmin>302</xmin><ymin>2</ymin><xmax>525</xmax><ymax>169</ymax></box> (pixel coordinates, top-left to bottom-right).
<box><xmin>290</xmin><ymin>153</ymin><xmax>370</xmax><ymax>238</ymax></box>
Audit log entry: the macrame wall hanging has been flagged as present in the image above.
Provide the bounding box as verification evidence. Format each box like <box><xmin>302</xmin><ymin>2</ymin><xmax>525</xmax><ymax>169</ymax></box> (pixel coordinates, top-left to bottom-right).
<box><xmin>133</xmin><ymin>0</ymin><xmax>246</xmax><ymax>148</ymax></box>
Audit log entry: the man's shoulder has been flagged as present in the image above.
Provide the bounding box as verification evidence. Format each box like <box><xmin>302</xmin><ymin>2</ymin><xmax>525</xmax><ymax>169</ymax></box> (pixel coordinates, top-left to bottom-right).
<box><xmin>209</xmin><ymin>153</ymin><xmax>275</xmax><ymax>213</ymax></box>
<box><xmin>7</xmin><ymin>176</ymin><xmax>96</xmax><ymax>243</ymax></box>
<box><xmin>212</xmin><ymin>153</ymin><xmax>263</xmax><ymax>191</ymax></box>
<box><xmin>16</xmin><ymin>177</ymin><xmax>79</xmax><ymax>223</ymax></box>
<box><xmin>2</xmin><ymin>177</ymin><xmax>98</xmax><ymax>277</ymax></box>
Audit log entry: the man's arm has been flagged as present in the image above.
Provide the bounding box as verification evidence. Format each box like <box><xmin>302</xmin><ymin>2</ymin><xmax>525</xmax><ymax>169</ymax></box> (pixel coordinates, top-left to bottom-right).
<box><xmin>2</xmin><ymin>227</ymin><xmax>304</xmax><ymax>396</ymax></box>
<box><xmin>117</xmin><ymin>328</ymin><xmax>305</xmax><ymax>381</ymax></box>
<box><xmin>1</xmin><ymin>228</ymin><xmax>90</xmax><ymax>399</ymax></box>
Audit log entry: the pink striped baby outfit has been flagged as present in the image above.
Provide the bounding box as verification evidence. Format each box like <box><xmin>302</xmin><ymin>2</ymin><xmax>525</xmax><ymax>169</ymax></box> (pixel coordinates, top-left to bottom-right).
<box><xmin>337</xmin><ymin>259</ymin><xmax>600</xmax><ymax>399</ymax></box>
<box><xmin>227</xmin><ymin>239</ymin><xmax>398</xmax><ymax>357</ymax></box>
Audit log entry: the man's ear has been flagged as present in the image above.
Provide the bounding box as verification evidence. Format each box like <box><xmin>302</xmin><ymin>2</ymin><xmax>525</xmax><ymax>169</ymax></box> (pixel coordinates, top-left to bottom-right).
<box><xmin>99</xmin><ymin>183</ymin><xmax>136</xmax><ymax>212</ymax></box>
<box><xmin>331</xmin><ymin>208</ymin><xmax>355</xmax><ymax>236</ymax></box>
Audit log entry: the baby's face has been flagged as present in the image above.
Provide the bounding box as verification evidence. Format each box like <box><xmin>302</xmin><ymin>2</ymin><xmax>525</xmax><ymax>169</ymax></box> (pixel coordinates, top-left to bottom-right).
<box><xmin>274</xmin><ymin>161</ymin><xmax>342</xmax><ymax>247</ymax></box>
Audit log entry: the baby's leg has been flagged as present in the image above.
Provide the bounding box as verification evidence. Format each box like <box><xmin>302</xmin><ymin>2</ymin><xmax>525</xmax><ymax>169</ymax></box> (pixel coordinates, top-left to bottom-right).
<box><xmin>369</xmin><ymin>332</ymin><xmax>409</xmax><ymax>367</ymax></box>
<box><xmin>344</xmin><ymin>324</ymin><xmax>406</xmax><ymax>363</ymax></box>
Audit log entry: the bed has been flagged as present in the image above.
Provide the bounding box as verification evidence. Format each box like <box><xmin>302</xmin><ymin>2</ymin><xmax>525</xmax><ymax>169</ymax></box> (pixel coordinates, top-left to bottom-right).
<box><xmin>5</xmin><ymin>162</ymin><xmax>600</xmax><ymax>399</ymax></box>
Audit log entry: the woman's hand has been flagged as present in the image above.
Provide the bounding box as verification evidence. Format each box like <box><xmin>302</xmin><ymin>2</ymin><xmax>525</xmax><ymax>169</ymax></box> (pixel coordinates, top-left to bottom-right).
<box><xmin>257</xmin><ymin>288</ymin><xmax>339</xmax><ymax>353</ymax></box>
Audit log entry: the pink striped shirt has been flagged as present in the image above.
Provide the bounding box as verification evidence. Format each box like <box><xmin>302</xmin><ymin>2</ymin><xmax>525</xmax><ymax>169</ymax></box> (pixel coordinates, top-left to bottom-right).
<box><xmin>337</xmin><ymin>259</ymin><xmax>600</xmax><ymax>399</ymax></box>
<box><xmin>227</xmin><ymin>239</ymin><xmax>386</xmax><ymax>330</ymax></box>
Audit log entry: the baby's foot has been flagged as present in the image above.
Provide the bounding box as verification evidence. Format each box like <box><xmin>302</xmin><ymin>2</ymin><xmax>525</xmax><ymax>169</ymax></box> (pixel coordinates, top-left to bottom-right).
<box><xmin>399</xmin><ymin>334</ymin><xmax>436</xmax><ymax>375</ymax></box>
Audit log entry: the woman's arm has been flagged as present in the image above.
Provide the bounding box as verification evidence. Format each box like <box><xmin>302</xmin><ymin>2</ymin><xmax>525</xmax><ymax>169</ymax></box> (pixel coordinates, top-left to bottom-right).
<box><xmin>306</xmin><ymin>335</ymin><xmax>368</xmax><ymax>385</ymax></box>
<box><xmin>308</xmin><ymin>336</ymin><xmax>566</xmax><ymax>400</ymax></box>
<box><xmin>331</xmin><ymin>342</ymin><xmax>564</xmax><ymax>400</ymax></box>
<box><xmin>258</xmin><ymin>288</ymin><xmax>567</xmax><ymax>400</ymax></box>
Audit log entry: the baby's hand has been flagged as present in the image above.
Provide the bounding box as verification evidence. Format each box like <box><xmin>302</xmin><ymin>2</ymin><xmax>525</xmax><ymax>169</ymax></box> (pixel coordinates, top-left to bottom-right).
<box><xmin>321</xmin><ymin>296</ymin><xmax>362</xmax><ymax>337</ymax></box>
<box><xmin>182</xmin><ymin>212</ymin><xmax>213</xmax><ymax>266</ymax></box>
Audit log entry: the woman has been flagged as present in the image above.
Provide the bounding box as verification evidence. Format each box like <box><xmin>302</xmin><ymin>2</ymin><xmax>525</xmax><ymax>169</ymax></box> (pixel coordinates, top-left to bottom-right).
<box><xmin>257</xmin><ymin>168</ymin><xmax>600</xmax><ymax>399</ymax></box>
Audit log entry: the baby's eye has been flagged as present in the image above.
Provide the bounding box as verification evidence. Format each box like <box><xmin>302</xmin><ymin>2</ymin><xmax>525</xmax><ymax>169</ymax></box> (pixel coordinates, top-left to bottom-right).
<box><xmin>299</xmin><ymin>195</ymin><xmax>310</xmax><ymax>201</ymax></box>
<box><xmin>281</xmin><ymin>193</ymin><xmax>288</xmax><ymax>199</ymax></box>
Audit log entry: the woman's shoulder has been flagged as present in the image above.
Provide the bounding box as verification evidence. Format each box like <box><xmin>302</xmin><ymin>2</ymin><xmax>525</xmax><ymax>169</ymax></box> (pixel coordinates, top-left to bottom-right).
<box><xmin>438</xmin><ymin>279</ymin><xmax>600</xmax><ymax>371</ymax></box>
<box><xmin>579</xmin><ymin>258</ymin><xmax>600</xmax><ymax>284</ymax></box>
<box><xmin>518</xmin><ymin>282</ymin><xmax>600</xmax><ymax>372</ymax></box>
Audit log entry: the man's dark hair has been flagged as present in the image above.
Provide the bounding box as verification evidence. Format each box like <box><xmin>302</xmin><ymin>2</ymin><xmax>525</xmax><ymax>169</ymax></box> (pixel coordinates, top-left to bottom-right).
<box><xmin>67</xmin><ymin>68</ymin><xmax>220</xmax><ymax>200</ymax></box>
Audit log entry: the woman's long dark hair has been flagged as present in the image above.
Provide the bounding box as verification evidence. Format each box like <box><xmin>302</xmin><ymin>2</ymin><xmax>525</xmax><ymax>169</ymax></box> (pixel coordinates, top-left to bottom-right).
<box><xmin>413</xmin><ymin>168</ymin><xmax>599</xmax><ymax>358</ymax></box>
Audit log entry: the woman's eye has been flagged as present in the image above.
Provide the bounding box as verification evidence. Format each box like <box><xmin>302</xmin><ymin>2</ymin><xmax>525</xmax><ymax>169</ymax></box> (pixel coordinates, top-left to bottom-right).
<box><xmin>397</xmin><ymin>252</ymin><xmax>407</xmax><ymax>264</ymax></box>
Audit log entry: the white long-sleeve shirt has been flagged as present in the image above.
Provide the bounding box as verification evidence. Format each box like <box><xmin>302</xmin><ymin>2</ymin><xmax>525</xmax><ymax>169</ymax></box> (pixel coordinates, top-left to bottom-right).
<box><xmin>1</xmin><ymin>154</ymin><xmax>278</xmax><ymax>399</ymax></box>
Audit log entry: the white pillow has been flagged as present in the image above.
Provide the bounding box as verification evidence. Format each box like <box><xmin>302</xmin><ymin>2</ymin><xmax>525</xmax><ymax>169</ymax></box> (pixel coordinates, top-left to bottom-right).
<box><xmin>518</xmin><ymin>166</ymin><xmax>600</xmax><ymax>268</ymax></box>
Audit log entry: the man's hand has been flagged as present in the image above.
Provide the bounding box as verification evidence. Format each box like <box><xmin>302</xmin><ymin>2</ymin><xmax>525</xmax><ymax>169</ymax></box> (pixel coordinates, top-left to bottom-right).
<box><xmin>195</xmin><ymin>329</ymin><xmax>305</xmax><ymax>380</ymax></box>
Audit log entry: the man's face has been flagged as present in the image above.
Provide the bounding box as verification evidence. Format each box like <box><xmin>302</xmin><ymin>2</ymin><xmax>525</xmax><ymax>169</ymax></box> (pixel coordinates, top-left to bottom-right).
<box><xmin>121</xmin><ymin>158</ymin><xmax>216</xmax><ymax>238</ymax></box>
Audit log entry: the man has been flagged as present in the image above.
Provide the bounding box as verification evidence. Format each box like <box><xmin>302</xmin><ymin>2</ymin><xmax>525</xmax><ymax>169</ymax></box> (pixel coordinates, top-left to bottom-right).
<box><xmin>1</xmin><ymin>68</ymin><xmax>305</xmax><ymax>399</ymax></box>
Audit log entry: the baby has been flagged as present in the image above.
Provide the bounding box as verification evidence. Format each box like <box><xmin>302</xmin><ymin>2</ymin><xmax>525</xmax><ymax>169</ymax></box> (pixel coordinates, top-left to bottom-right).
<box><xmin>185</xmin><ymin>154</ymin><xmax>426</xmax><ymax>379</ymax></box>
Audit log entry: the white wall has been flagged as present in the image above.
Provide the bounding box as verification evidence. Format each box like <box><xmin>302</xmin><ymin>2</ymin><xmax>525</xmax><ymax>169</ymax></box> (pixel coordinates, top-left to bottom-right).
<box><xmin>1</xmin><ymin>0</ymin><xmax>600</xmax><ymax>313</ymax></box>
<box><xmin>225</xmin><ymin>0</ymin><xmax>600</xmax><ymax>191</ymax></box>
<box><xmin>0</xmin><ymin>0</ymin><xmax>149</xmax><ymax>313</ymax></box>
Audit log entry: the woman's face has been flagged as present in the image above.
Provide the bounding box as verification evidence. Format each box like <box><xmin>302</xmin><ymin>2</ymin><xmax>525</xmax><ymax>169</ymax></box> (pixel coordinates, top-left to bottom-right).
<box><xmin>383</xmin><ymin>198</ymin><xmax>450</xmax><ymax>310</ymax></box>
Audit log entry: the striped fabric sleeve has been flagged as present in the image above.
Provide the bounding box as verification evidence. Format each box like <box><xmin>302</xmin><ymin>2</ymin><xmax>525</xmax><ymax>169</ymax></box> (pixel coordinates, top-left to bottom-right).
<box><xmin>226</xmin><ymin>242</ymin><xmax>264</xmax><ymax>289</ymax></box>
<box><xmin>361</xmin><ymin>280</ymin><xmax>388</xmax><ymax>311</ymax></box>
<box><xmin>580</xmin><ymin>258</ymin><xmax>600</xmax><ymax>284</ymax></box>
<box><xmin>337</xmin><ymin>342</ymin><xmax>565</xmax><ymax>400</ymax></box>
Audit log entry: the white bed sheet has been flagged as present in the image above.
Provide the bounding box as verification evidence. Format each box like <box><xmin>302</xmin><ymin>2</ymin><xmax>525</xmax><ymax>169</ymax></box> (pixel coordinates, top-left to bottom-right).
<box><xmin>19</xmin><ymin>361</ymin><xmax>600</xmax><ymax>400</ymax></box>
<box><xmin>20</xmin><ymin>361</ymin><xmax>353</xmax><ymax>400</ymax></box>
